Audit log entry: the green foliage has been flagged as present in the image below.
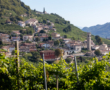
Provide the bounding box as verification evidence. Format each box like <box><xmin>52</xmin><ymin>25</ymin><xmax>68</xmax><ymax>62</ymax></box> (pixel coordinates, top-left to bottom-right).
<box><xmin>55</xmin><ymin>48</ymin><xmax>62</xmax><ymax>58</ymax></box>
<box><xmin>63</xmin><ymin>25</ymin><xmax>72</xmax><ymax>32</ymax></box>
<box><xmin>35</xmin><ymin>37</ymin><xmax>40</xmax><ymax>42</ymax></box>
<box><xmin>64</xmin><ymin>35</ymin><xmax>67</xmax><ymax>38</ymax></box>
<box><xmin>65</xmin><ymin>57</ymin><xmax>73</xmax><ymax>63</ymax></box>
<box><xmin>39</xmin><ymin>30</ymin><xmax>46</xmax><ymax>33</ymax></box>
<box><xmin>94</xmin><ymin>49</ymin><xmax>102</xmax><ymax>56</ymax></box>
<box><xmin>54</xmin><ymin>40</ymin><xmax>60</xmax><ymax>46</ymax></box>
<box><xmin>0</xmin><ymin>0</ymin><xmax>30</xmax><ymax>15</ymax></box>
<box><xmin>1</xmin><ymin>53</ymin><xmax>110</xmax><ymax>89</ymax></box>
<box><xmin>81</xmin><ymin>48</ymin><xmax>89</xmax><ymax>53</ymax></box>
<box><xmin>95</xmin><ymin>35</ymin><xmax>103</xmax><ymax>45</ymax></box>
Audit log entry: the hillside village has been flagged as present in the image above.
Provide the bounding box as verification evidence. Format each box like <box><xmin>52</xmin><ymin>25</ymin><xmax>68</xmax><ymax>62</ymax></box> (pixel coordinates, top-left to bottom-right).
<box><xmin>0</xmin><ymin>8</ymin><xmax>110</xmax><ymax>61</ymax></box>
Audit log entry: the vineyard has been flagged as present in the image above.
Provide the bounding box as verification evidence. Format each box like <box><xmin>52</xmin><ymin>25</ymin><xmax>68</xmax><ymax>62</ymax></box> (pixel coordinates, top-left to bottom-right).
<box><xmin>0</xmin><ymin>53</ymin><xmax>110</xmax><ymax>90</ymax></box>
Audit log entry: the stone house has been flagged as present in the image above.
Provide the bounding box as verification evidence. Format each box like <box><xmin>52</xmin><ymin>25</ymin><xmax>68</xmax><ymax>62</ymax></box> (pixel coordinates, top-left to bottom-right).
<box><xmin>25</xmin><ymin>18</ymin><xmax>38</xmax><ymax>26</ymax></box>
<box><xmin>11</xmin><ymin>37</ymin><xmax>20</xmax><ymax>41</ymax></box>
<box><xmin>18</xmin><ymin>21</ymin><xmax>25</xmax><ymax>28</ymax></box>
<box><xmin>23</xmin><ymin>35</ymin><xmax>33</xmax><ymax>41</ymax></box>
<box><xmin>0</xmin><ymin>33</ymin><xmax>11</xmax><ymax>44</ymax></box>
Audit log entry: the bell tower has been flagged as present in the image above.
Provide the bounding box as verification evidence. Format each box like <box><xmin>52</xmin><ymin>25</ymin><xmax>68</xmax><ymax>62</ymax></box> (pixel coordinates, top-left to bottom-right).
<box><xmin>87</xmin><ymin>32</ymin><xmax>91</xmax><ymax>51</ymax></box>
<box><xmin>43</xmin><ymin>7</ymin><xmax>45</xmax><ymax>14</ymax></box>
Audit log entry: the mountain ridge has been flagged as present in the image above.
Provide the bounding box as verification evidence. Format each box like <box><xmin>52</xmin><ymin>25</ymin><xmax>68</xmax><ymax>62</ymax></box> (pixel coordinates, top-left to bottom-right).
<box><xmin>82</xmin><ymin>22</ymin><xmax>110</xmax><ymax>38</ymax></box>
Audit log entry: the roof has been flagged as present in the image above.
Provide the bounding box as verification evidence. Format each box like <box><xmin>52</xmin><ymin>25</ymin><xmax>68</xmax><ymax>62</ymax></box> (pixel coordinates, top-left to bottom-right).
<box><xmin>23</xmin><ymin>35</ymin><xmax>33</xmax><ymax>37</ymax></box>
<box><xmin>1</xmin><ymin>34</ymin><xmax>9</xmax><ymax>37</ymax></box>
<box><xmin>26</xmin><ymin>18</ymin><xmax>38</xmax><ymax>23</ymax></box>
<box><xmin>40</xmin><ymin>50</ymin><xmax>55</xmax><ymax>53</ymax></box>
<box><xmin>39</xmin><ymin>43</ymin><xmax>45</xmax><ymax>45</ymax></box>
<box><xmin>18</xmin><ymin>21</ymin><xmax>25</xmax><ymax>24</ymax></box>
<box><xmin>39</xmin><ymin>36</ymin><xmax>48</xmax><ymax>38</ymax></box>
<box><xmin>23</xmin><ymin>43</ymin><xmax>35</xmax><ymax>46</ymax></box>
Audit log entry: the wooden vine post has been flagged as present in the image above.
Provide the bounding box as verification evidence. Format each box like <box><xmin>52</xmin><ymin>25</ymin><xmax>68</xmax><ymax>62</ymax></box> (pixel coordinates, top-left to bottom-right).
<box><xmin>74</xmin><ymin>56</ymin><xmax>79</xmax><ymax>84</ymax></box>
<box><xmin>15</xmin><ymin>41</ymin><xmax>20</xmax><ymax>90</ymax></box>
<box><xmin>43</xmin><ymin>54</ymin><xmax>47</xmax><ymax>90</ymax></box>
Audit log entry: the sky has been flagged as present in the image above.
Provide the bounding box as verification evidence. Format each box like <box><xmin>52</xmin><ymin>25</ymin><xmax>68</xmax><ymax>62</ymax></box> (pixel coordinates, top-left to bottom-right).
<box><xmin>21</xmin><ymin>0</ymin><xmax>110</xmax><ymax>28</ymax></box>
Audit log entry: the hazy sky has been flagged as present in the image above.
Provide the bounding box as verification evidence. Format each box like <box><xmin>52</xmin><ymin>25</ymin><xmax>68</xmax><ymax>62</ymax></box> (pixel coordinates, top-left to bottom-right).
<box><xmin>21</xmin><ymin>0</ymin><xmax>110</xmax><ymax>27</ymax></box>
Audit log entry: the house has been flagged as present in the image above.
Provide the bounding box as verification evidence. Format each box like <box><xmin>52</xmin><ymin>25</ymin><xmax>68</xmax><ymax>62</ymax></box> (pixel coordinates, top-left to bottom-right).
<box><xmin>23</xmin><ymin>35</ymin><xmax>33</xmax><ymax>41</ymax></box>
<box><xmin>23</xmin><ymin>43</ymin><xmax>36</xmax><ymax>47</ymax></box>
<box><xmin>0</xmin><ymin>33</ymin><xmax>11</xmax><ymax>44</ymax></box>
<box><xmin>6</xmin><ymin>20</ymin><xmax>12</xmax><ymax>24</ymax></box>
<box><xmin>40</xmin><ymin>50</ymin><xmax>56</xmax><ymax>61</ymax></box>
<box><xmin>39</xmin><ymin>36</ymin><xmax>48</xmax><ymax>41</ymax></box>
<box><xmin>11</xmin><ymin>31</ymin><xmax>21</xmax><ymax>36</ymax></box>
<box><xmin>2</xmin><ymin>45</ymin><xmax>15</xmax><ymax>53</ymax></box>
<box><xmin>36</xmin><ymin>26</ymin><xmax>43</xmax><ymax>32</ymax></box>
<box><xmin>43</xmin><ymin>25</ymin><xmax>49</xmax><ymax>30</ymax></box>
<box><xmin>51</xmin><ymin>22</ymin><xmax>54</xmax><ymax>26</ymax></box>
<box><xmin>39</xmin><ymin>43</ymin><xmax>51</xmax><ymax>48</ymax></box>
<box><xmin>11</xmin><ymin>37</ymin><xmax>20</xmax><ymax>41</ymax></box>
<box><xmin>20</xmin><ymin>43</ymin><xmax>36</xmax><ymax>52</ymax></box>
<box><xmin>25</xmin><ymin>18</ymin><xmax>38</xmax><ymax>26</ymax></box>
<box><xmin>100</xmin><ymin>50</ymin><xmax>110</xmax><ymax>55</ymax></box>
<box><xmin>51</xmin><ymin>32</ymin><xmax>60</xmax><ymax>37</ymax></box>
<box><xmin>29</xmin><ymin>46</ymin><xmax>37</xmax><ymax>52</ymax></box>
<box><xmin>63</xmin><ymin>38</ymin><xmax>71</xmax><ymax>43</ymax></box>
<box><xmin>19</xmin><ymin>46</ymin><xmax>30</xmax><ymax>52</ymax></box>
<box><xmin>66</xmin><ymin>41</ymin><xmax>82</xmax><ymax>53</ymax></box>
<box><xmin>47</xmin><ymin>40</ymin><xmax>54</xmax><ymax>47</ymax></box>
<box><xmin>20</xmin><ymin>13</ymin><xmax>27</xmax><ymax>17</ymax></box>
<box><xmin>63</xmin><ymin>49</ymin><xmax>74</xmax><ymax>55</ymax></box>
<box><xmin>99</xmin><ymin>43</ymin><xmax>109</xmax><ymax>51</ymax></box>
<box><xmin>92</xmin><ymin>45</ymin><xmax>99</xmax><ymax>50</ymax></box>
<box><xmin>51</xmin><ymin>33</ymin><xmax>61</xmax><ymax>40</ymax></box>
<box><xmin>19</xmin><ymin>45</ymin><xmax>37</xmax><ymax>52</ymax></box>
<box><xmin>18</xmin><ymin>21</ymin><xmax>25</xmax><ymax>28</ymax></box>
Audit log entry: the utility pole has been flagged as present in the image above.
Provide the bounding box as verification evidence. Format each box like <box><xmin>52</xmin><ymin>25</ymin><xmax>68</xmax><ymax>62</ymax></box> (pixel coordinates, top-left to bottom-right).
<box><xmin>43</xmin><ymin>54</ymin><xmax>47</xmax><ymax>90</ymax></box>
<box><xmin>15</xmin><ymin>41</ymin><xmax>20</xmax><ymax>90</ymax></box>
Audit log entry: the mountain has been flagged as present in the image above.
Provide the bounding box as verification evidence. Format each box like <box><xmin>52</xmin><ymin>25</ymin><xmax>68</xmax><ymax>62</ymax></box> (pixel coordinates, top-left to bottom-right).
<box><xmin>82</xmin><ymin>23</ymin><xmax>110</xmax><ymax>38</ymax></box>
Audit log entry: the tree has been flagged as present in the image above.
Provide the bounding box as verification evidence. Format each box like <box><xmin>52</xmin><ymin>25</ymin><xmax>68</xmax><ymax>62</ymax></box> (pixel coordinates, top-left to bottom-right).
<box><xmin>95</xmin><ymin>35</ymin><xmax>102</xmax><ymax>45</ymax></box>
<box><xmin>43</xmin><ymin>19</ymin><xmax>47</xmax><ymax>24</ymax></box>
<box><xmin>55</xmin><ymin>49</ymin><xmax>62</xmax><ymax>58</ymax></box>
<box><xmin>63</xmin><ymin>25</ymin><xmax>72</xmax><ymax>32</ymax></box>
<box><xmin>35</xmin><ymin>37</ymin><xmax>40</xmax><ymax>42</ymax></box>
<box><xmin>39</xmin><ymin>30</ymin><xmax>46</xmax><ymax>33</ymax></box>
<box><xmin>71</xmin><ymin>37</ymin><xmax>75</xmax><ymax>40</ymax></box>
<box><xmin>54</xmin><ymin>40</ymin><xmax>60</xmax><ymax>46</ymax></box>
<box><xmin>94</xmin><ymin>49</ymin><xmax>101</xmax><ymax>56</ymax></box>
<box><xmin>65</xmin><ymin>58</ymin><xmax>72</xmax><ymax>63</ymax></box>
<box><xmin>48</xmin><ymin>36</ymin><xmax>52</xmax><ymax>40</ymax></box>
<box><xmin>31</xmin><ymin>52</ymin><xmax>41</xmax><ymax>62</ymax></box>
<box><xmin>0</xmin><ymin>40</ymin><xmax>3</xmax><ymax>47</ymax></box>
<box><xmin>64</xmin><ymin>35</ymin><xmax>67</xmax><ymax>38</ymax></box>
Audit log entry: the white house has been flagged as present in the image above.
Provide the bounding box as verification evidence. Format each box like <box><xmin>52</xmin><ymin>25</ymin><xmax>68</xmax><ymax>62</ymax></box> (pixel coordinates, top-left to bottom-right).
<box><xmin>41</xmin><ymin>43</ymin><xmax>51</xmax><ymax>48</ymax></box>
<box><xmin>92</xmin><ymin>45</ymin><xmax>99</xmax><ymax>50</ymax></box>
<box><xmin>25</xmin><ymin>18</ymin><xmax>38</xmax><ymax>26</ymax></box>
<box><xmin>63</xmin><ymin>38</ymin><xmax>71</xmax><ymax>43</ymax></box>
<box><xmin>66</xmin><ymin>41</ymin><xmax>82</xmax><ymax>53</ymax></box>
<box><xmin>23</xmin><ymin>35</ymin><xmax>33</xmax><ymax>41</ymax></box>
<box><xmin>18</xmin><ymin>21</ymin><xmax>25</xmax><ymax>28</ymax></box>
